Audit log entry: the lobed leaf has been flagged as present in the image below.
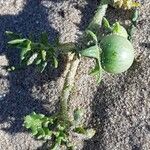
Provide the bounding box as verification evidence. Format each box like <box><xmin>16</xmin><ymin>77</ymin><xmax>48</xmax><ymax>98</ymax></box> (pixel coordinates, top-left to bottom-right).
<box><xmin>24</xmin><ymin>112</ymin><xmax>53</xmax><ymax>140</ymax></box>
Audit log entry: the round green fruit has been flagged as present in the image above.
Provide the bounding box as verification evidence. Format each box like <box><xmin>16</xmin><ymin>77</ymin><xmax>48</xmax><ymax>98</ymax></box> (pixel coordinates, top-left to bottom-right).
<box><xmin>100</xmin><ymin>34</ymin><xmax>135</xmax><ymax>74</ymax></box>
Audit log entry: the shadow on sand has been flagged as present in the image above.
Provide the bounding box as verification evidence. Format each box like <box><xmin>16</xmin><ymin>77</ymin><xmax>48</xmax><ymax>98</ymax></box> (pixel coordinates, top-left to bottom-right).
<box><xmin>0</xmin><ymin>0</ymin><xmax>61</xmax><ymax>134</ymax></box>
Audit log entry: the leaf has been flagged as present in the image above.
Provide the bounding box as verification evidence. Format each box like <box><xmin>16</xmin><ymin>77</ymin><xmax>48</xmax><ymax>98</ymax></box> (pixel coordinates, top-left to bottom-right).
<box><xmin>112</xmin><ymin>22</ymin><xmax>128</xmax><ymax>38</ymax></box>
<box><xmin>85</xmin><ymin>30</ymin><xmax>98</xmax><ymax>44</ymax></box>
<box><xmin>131</xmin><ymin>9</ymin><xmax>139</xmax><ymax>27</ymax></box>
<box><xmin>112</xmin><ymin>22</ymin><xmax>120</xmax><ymax>33</ymax></box>
<box><xmin>53</xmin><ymin>56</ymin><xmax>58</xmax><ymax>68</ymax></box>
<box><xmin>24</xmin><ymin>112</ymin><xmax>44</xmax><ymax>128</ymax></box>
<box><xmin>20</xmin><ymin>40</ymin><xmax>31</xmax><ymax>60</ymax></box>
<box><xmin>51</xmin><ymin>143</ymin><xmax>60</xmax><ymax>150</ymax></box>
<box><xmin>132</xmin><ymin>9</ymin><xmax>139</xmax><ymax>22</ymax></box>
<box><xmin>81</xmin><ymin>45</ymin><xmax>102</xmax><ymax>83</ymax></box>
<box><xmin>74</xmin><ymin>127</ymin><xmax>95</xmax><ymax>140</ymax></box>
<box><xmin>102</xmin><ymin>17</ymin><xmax>111</xmax><ymax>29</ymax></box>
<box><xmin>38</xmin><ymin>61</ymin><xmax>48</xmax><ymax>73</ymax></box>
<box><xmin>73</xmin><ymin>108</ymin><xmax>84</xmax><ymax>126</ymax></box>
<box><xmin>5</xmin><ymin>31</ymin><xmax>21</xmax><ymax>39</ymax></box>
<box><xmin>32</xmin><ymin>54</ymin><xmax>42</xmax><ymax>65</ymax></box>
<box><xmin>89</xmin><ymin>60</ymin><xmax>103</xmax><ymax>83</ymax></box>
<box><xmin>6</xmin><ymin>31</ymin><xmax>59</xmax><ymax>73</ymax></box>
<box><xmin>51</xmin><ymin>137</ymin><xmax>62</xmax><ymax>150</ymax></box>
<box><xmin>24</xmin><ymin>112</ymin><xmax>53</xmax><ymax>140</ymax></box>
<box><xmin>80</xmin><ymin>45</ymin><xmax>100</xmax><ymax>60</ymax></box>
<box><xmin>84</xmin><ymin>129</ymin><xmax>96</xmax><ymax>139</ymax></box>
<box><xmin>8</xmin><ymin>39</ymin><xmax>27</xmax><ymax>45</ymax></box>
<box><xmin>21</xmin><ymin>51</ymin><xmax>33</xmax><ymax>65</ymax></box>
<box><xmin>26</xmin><ymin>53</ymin><xmax>38</xmax><ymax>66</ymax></box>
<box><xmin>44</xmin><ymin>128</ymin><xmax>52</xmax><ymax>139</ymax></box>
<box><xmin>41</xmin><ymin>49</ymin><xmax>47</xmax><ymax>61</ymax></box>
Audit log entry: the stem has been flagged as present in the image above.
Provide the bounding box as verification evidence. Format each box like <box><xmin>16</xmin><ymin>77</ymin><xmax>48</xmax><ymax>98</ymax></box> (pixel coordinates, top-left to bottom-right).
<box><xmin>87</xmin><ymin>0</ymin><xmax>108</xmax><ymax>34</ymax></box>
<box><xmin>60</xmin><ymin>55</ymin><xmax>80</xmax><ymax>120</ymax></box>
<box><xmin>59</xmin><ymin>0</ymin><xmax>109</xmax><ymax>121</ymax></box>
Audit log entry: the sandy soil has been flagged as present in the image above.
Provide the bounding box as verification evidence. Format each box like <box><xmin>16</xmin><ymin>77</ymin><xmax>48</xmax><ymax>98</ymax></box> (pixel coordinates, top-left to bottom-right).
<box><xmin>0</xmin><ymin>0</ymin><xmax>149</xmax><ymax>150</ymax></box>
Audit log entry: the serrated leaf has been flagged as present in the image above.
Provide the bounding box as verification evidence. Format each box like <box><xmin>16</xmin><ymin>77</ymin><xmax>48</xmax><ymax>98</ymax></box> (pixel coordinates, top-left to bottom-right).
<box><xmin>24</xmin><ymin>112</ymin><xmax>53</xmax><ymax>140</ymax></box>
<box><xmin>36</xmin><ymin>128</ymin><xmax>45</xmax><ymax>139</ymax></box>
<box><xmin>32</xmin><ymin>128</ymin><xmax>39</xmax><ymax>136</ymax></box>
<box><xmin>24</xmin><ymin>114</ymin><xmax>42</xmax><ymax>129</ymax></box>
<box><xmin>43</xmin><ymin>128</ymin><xmax>52</xmax><ymax>139</ymax></box>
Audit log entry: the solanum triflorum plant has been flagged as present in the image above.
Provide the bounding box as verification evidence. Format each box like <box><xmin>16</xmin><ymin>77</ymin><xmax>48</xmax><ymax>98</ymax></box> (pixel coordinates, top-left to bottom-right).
<box><xmin>6</xmin><ymin>0</ymin><xmax>140</xmax><ymax>149</ymax></box>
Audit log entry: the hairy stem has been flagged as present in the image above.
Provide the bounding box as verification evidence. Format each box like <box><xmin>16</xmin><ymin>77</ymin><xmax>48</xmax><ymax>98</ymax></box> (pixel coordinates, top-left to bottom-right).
<box><xmin>60</xmin><ymin>55</ymin><xmax>80</xmax><ymax>120</ymax></box>
<box><xmin>59</xmin><ymin>0</ymin><xmax>109</xmax><ymax>121</ymax></box>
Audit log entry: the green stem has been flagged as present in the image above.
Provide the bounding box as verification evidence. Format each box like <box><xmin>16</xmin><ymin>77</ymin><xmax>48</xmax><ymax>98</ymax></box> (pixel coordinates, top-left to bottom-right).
<box><xmin>87</xmin><ymin>0</ymin><xmax>108</xmax><ymax>34</ymax></box>
<box><xmin>59</xmin><ymin>0</ymin><xmax>109</xmax><ymax>121</ymax></box>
